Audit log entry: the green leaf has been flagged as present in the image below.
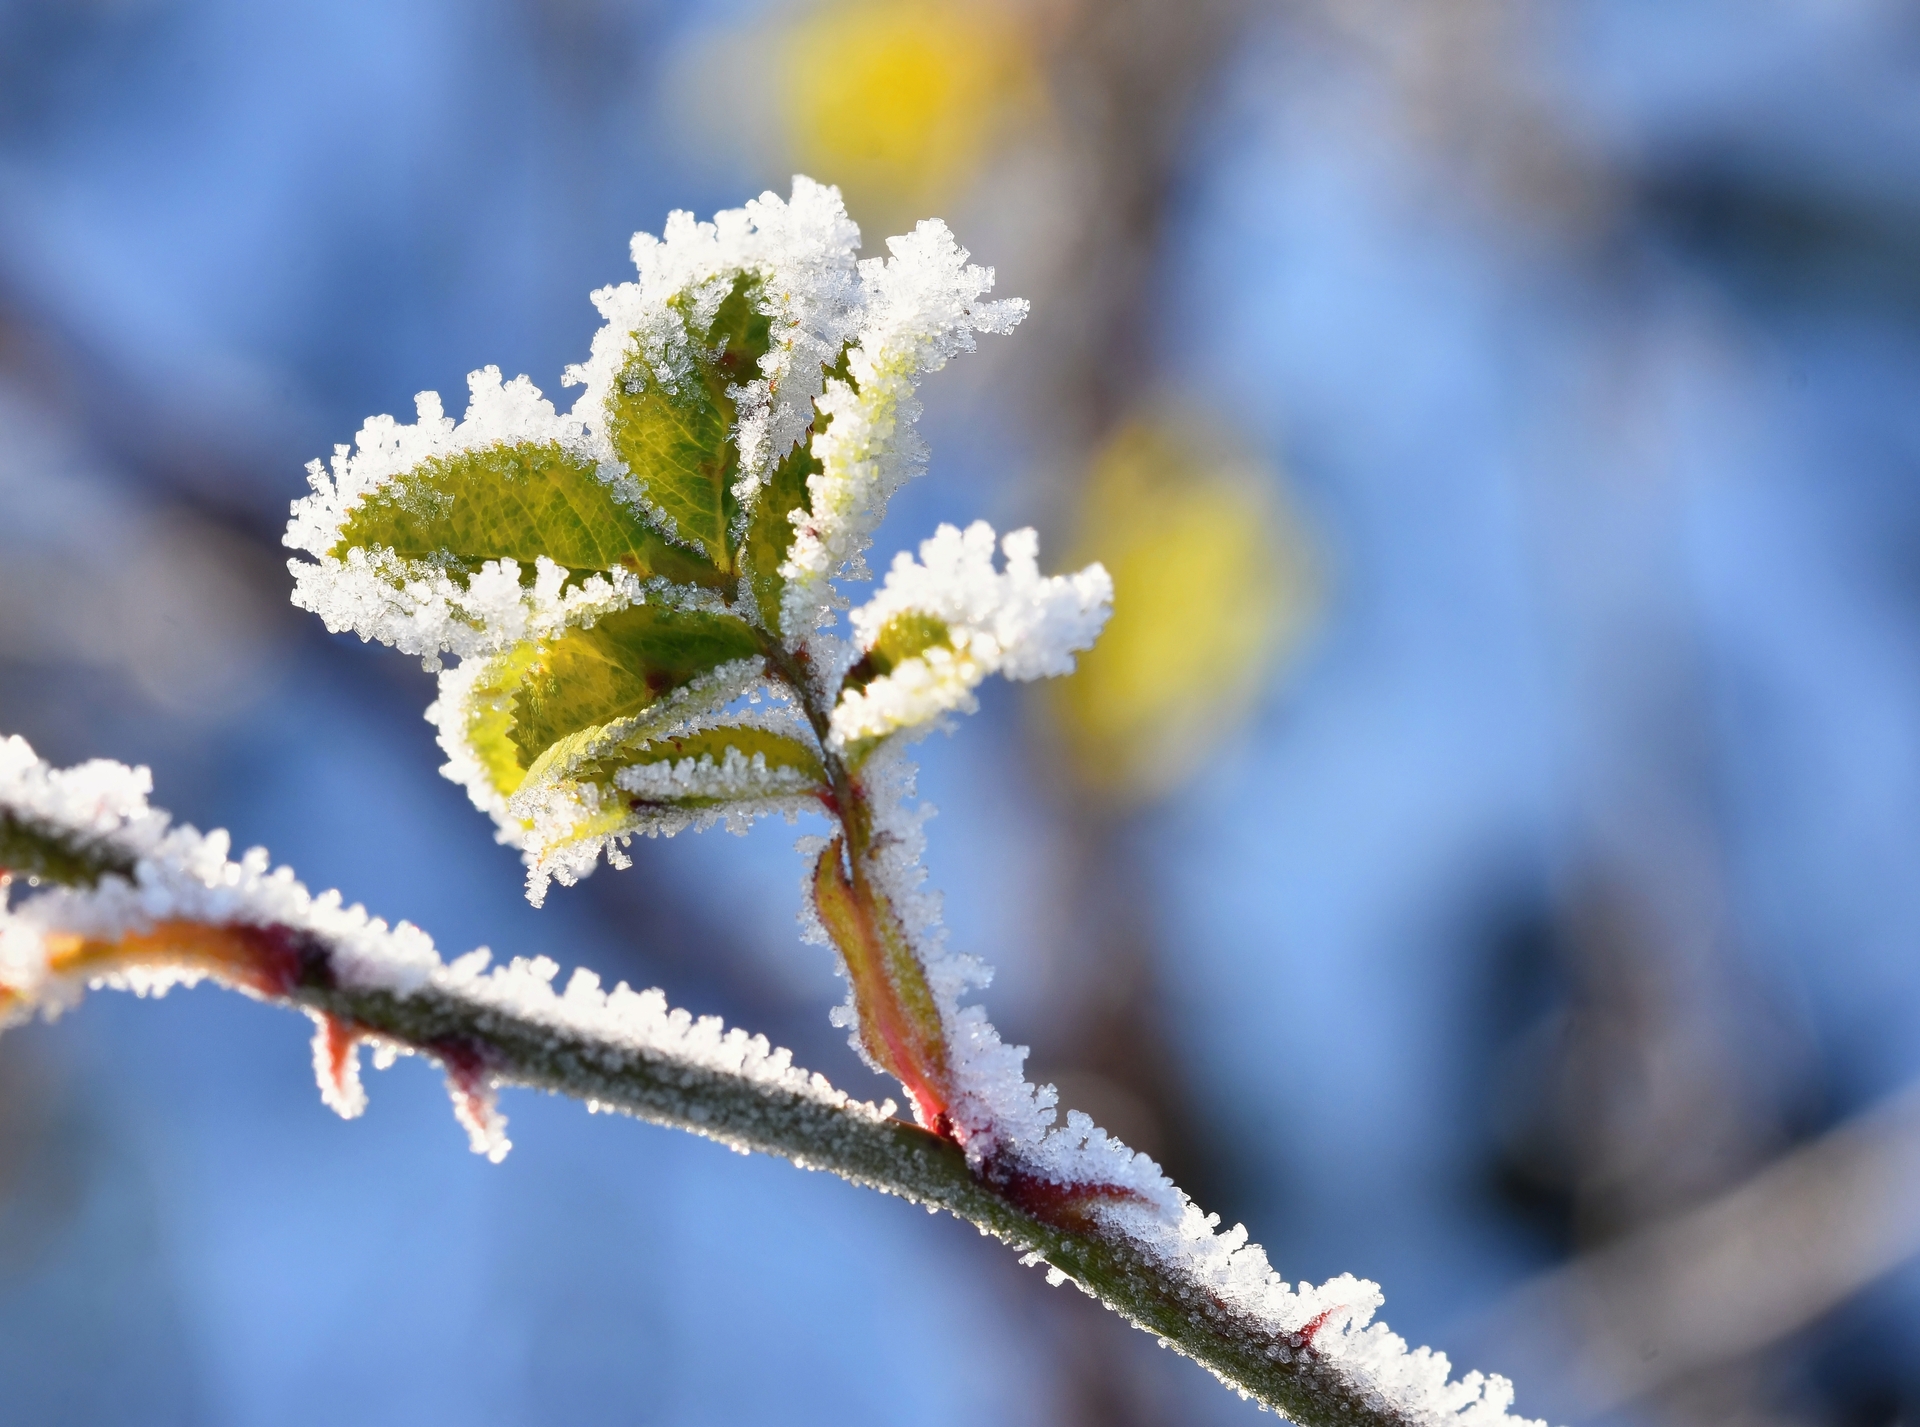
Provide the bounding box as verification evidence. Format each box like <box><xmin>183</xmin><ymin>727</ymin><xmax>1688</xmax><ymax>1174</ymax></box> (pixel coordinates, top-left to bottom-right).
<box><xmin>742</xmin><ymin>344</ymin><xmax>855</xmax><ymax>636</ymax></box>
<box><xmin>840</xmin><ymin>611</ymin><xmax>952</xmax><ymax>697</ymax></box>
<box><xmin>605</xmin><ymin>274</ymin><xmax>775</xmax><ymax>574</ymax></box>
<box><xmin>456</xmin><ymin>642</ymin><xmax>545</xmax><ymax>803</ymax></box>
<box><xmin>331</xmin><ymin>440</ymin><xmax>723</xmax><ymax>590</ymax></box>
<box><xmin>508</xmin><ymin>722</ymin><xmax>825</xmax><ymax>886</ymax></box>
<box><xmin>509</xmin><ymin>605</ymin><xmax>763</xmax><ymax>766</ymax></box>
<box><xmin>744</xmin><ymin>435</ymin><xmax>821</xmax><ymax>632</ymax></box>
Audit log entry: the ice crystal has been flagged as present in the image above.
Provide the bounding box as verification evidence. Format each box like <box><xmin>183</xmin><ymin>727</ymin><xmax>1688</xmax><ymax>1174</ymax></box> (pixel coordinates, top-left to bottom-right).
<box><xmin>287</xmin><ymin>372</ymin><xmax>642</xmax><ymax>669</ymax></box>
<box><xmin>0</xmin><ymin>737</ymin><xmax>438</xmax><ymax>1017</ymax></box>
<box><xmin>502</xmin><ymin>667</ymin><xmax>808</xmax><ymax>906</ymax></box>
<box><xmin>562</xmin><ymin>175</ymin><xmax>863</xmax><ymax>526</ymax></box>
<box><xmin>1</xmin><ymin>732</ymin><xmax>1548</xmax><ymax>1427</ymax></box>
<box><xmin>832</xmin><ymin>521</ymin><xmax>1111</xmax><ymax>746</ymax></box>
<box><xmin>258</xmin><ymin>176</ymin><xmax>1554</xmax><ymax>1427</ymax></box>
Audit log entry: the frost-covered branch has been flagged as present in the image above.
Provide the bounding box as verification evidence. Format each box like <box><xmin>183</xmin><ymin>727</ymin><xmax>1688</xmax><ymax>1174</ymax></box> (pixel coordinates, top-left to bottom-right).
<box><xmin>3</xmin><ymin>179</ymin><xmax>1550</xmax><ymax>1426</ymax></box>
<box><xmin>1</xmin><ymin>734</ymin><xmax>1532</xmax><ymax>1427</ymax></box>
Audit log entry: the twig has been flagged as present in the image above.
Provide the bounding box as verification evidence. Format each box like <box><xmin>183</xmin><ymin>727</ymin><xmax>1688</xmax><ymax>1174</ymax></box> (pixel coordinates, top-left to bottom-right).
<box><xmin>0</xmin><ymin>766</ymin><xmax>1523</xmax><ymax>1427</ymax></box>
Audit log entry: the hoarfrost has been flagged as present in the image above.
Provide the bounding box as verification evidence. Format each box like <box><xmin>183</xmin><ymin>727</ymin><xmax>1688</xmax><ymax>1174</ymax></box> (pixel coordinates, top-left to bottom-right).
<box><xmin>831</xmin><ymin>521</ymin><xmax>1111</xmax><ymax>745</ymax></box>
<box><xmin>425</xmin><ymin>652</ymin><xmax>531</xmax><ymax>850</ymax></box>
<box><xmin>0</xmin><ymin>733</ymin><xmax>883</xmax><ymax>1159</ymax></box>
<box><xmin>493</xmin><ymin>662</ymin><xmax>803</xmax><ymax>905</ymax></box>
<box><xmin>3</xmin><ymin>734</ymin><xmax>1547</xmax><ymax>1427</ymax></box>
<box><xmin>0</xmin><ymin>735</ymin><xmax>439</xmax><ymax>1015</ymax></box>
<box><xmin>260</xmin><ymin>175</ymin><xmax>1552</xmax><ymax>1427</ymax></box>
<box><xmin>778</xmin><ymin>222</ymin><xmax>1028</xmax><ymax>642</ymax></box>
<box><xmin>285</xmin><ymin>370</ymin><xmax>640</xmax><ymax>669</ymax></box>
<box><xmin>797</xmin><ymin>750</ymin><xmax>1548</xmax><ymax>1427</ymax></box>
<box><xmin>563</xmin><ymin>175</ymin><xmax>864</xmax><ymax>523</ymax></box>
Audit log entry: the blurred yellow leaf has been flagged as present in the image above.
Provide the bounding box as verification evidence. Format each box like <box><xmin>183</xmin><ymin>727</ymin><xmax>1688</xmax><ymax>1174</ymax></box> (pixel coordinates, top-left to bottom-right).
<box><xmin>781</xmin><ymin>0</ymin><xmax>1040</xmax><ymax>219</ymax></box>
<box><xmin>1048</xmin><ymin>416</ymin><xmax>1317</xmax><ymax>804</ymax></box>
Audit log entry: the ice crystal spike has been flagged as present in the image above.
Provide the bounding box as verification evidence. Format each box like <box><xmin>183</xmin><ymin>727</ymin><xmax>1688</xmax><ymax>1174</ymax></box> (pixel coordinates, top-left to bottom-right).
<box><xmin>832</xmin><ymin>521</ymin><xmax>1112</xmax><ymax>749</ymax></box>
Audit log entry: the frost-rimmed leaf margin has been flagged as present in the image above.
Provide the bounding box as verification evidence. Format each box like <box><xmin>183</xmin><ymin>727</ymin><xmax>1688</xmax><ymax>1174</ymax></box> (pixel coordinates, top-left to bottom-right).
<box><xmin>829</xmin><ymin>520</ymin><xmax>1112</xmax><ymax>751</ymax></box>
<box><xmin>0</xmin><ymin>731</ymin><xmax>1548</xmax><ymax>1427</ymax></box>
<box><xmin>286</xmin><ymin>368</ymin><xmax>653</xmax><ymax>669</ymax></box>
<box><xmin>563</xmin><ymin>178</ymin><xmax>866</xmax><ymax>629</ymax></box>
<box><xmin>775</xmin><ymin>221</ymin><xmax>1029</xmax><ymax>645</ymax></box>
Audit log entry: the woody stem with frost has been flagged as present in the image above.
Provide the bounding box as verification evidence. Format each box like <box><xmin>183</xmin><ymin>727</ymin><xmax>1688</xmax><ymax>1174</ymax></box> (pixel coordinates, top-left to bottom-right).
<box><xmin>0</xmin><ymin>793</ymin><xmax>1416</xmax><ymax>1427</ymax></box>
<box><xmin>765</xmin><ymin>638</ymin><xmax>954</xmax><ymax>1135</ymax></box>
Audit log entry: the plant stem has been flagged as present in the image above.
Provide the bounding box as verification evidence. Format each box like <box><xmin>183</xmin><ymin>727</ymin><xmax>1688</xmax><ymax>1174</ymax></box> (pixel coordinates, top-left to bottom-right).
<box><xmin>2</xmin><ymin>798</ymin><xmax>1477</xmax><ymax>1427</ymax></box>
<box><xmin>762</xmin><ymin>638</ymin><xmax>954</xmax><ymax>1131</ymax></box>
<box><xmin>271</xmin><ymin>960</ymin><xmax>1415</xmax><ymax>1425</ymax></box>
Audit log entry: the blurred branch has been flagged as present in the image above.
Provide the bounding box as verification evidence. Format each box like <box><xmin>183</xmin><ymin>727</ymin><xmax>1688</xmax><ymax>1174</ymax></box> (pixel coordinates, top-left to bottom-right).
<box><xmin>1480</xmin><ymin>1077</ymin><xmax>1920</xmax><ymax>1413</ymax></box>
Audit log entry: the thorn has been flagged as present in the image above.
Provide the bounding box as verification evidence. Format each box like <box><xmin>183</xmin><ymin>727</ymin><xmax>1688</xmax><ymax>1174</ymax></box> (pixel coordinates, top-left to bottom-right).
<box><xmin>309</xmin><ymin>1011</ymin><xmax>367</xmax><ymax>1119</ymax></box>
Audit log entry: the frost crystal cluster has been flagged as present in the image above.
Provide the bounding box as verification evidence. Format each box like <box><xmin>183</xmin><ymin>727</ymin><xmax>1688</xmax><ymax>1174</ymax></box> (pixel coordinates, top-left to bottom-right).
<box><xmin>0</xmin><ymin>177</ymin><xmax>1553</xmax><ymax>1427</ymax></box>
<box><xmin>281</xmin><ymin>177</ymin><xmax>1116</xmax><ymax>1153</ymax></box>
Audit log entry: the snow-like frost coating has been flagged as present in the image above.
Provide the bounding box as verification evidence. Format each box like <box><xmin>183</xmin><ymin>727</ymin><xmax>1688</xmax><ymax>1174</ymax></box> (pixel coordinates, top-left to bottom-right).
<box><xmin>0</xmin><ymin>734</ymin><xmax>882</xmax><ymax>1166</ymax></box>
<box><xmin>0</xmin><ymin>734</ymin><xmax>440</xmax><ymax>1005</ymax></box>
<box><xmin>832</xmin><ymin>521</ymin><xmax>1112</xmax><ymax>746</ymax></box>
<box><xmin>1</xmin><ymin>733</ymin><xmax>1546</xmax><ymax>1427</ymax></box>
<box><xmin>263</xmin><ymin>178</ymin><xmax>1551</xmax><ymax>1427</ymax></box>
<box><xmin>286</xmin><ymin>371</ymin><xmax>640</xmax><ymax>669</ymax></box>
<box><xmin>779</xmin><ymin>222</ymin><xmax>1028</xmax><ymax>642</ymax></box>
<box><xmin>801</xmin><ymin>743</ymin><xmax>1545</xmax><ymax>1427</ymax></box>
<box><xmin>285</xmin><ymin>179</ymin><xmax>874</xmax><ymax>662</ymax></box>
<box><xmin>563</xmin><ymin>175</ymin><xmax>863</xmax><ymax>528</ymax></box>
<box><xmin>498</xmin><ymin>664</ymin><xmax>803</xmax><ymax>906</ymax></box>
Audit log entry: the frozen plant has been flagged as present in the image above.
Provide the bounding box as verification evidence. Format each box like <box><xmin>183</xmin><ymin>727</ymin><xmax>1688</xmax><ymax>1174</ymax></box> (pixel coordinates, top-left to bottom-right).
<box><xmin>0</xmin><ymin>179</ymin><xmax>1545</xmax><ymax>1427</ymax></box>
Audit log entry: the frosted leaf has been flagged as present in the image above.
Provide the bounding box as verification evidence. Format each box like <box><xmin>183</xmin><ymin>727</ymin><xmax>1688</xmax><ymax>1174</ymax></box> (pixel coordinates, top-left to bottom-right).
<box><xmin>564</xmin><ymin>175</ymin><xmax>863</xmax><ymax>521</ymax></box>
<box><xmin>262</xmin><ymin>175</ymin><xmax>1554</xmax><ymax>1427</ymax></box>
<box><xmin>830</xmin><ymin>521</ymin><xmax>1110</xmax><ymax>747</ymax></box>
<box><xmin>504</xmin><ymin>683</ymin><xmax>819</xmax><ymax>905</ymax></box>
<box><xmin>426</xmin><ymin>647</ymin><xmax>540</xmax><ymax>850</ymax></box>
<box><xmin>286</xmin><ymin>371</ymin><xmax>660</xmax><ymax>668</ymax></box>
<box><xmin>777</xmin><ymin>222</ymin><xmax>1028</xmax><ymax>642</ymax></box>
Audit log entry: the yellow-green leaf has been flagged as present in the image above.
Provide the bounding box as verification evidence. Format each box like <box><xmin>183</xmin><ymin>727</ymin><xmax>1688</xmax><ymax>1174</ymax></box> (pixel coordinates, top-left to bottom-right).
<box><xmin>331</xmin><ymin>439</ymin><xmax>723</xmax><ymax>591</ymax></box>
<box><xmin>509</xmin><ymin>605</ymin><xmax>763</xmax><ymax>766</ymax></box>
<box><xmin>840</xmin><ymin>610</ymin><xmax>951</xmax><ymax>697</ymax></box>
<box><xmin>457</xmin><ymin>642</ymin><xmax>545</xmax><ymax>803</ymax></box>
<box><xmin>605</xmin><ymin>275</ymin><xmax>774</xmax><ymax>574</ymax></box>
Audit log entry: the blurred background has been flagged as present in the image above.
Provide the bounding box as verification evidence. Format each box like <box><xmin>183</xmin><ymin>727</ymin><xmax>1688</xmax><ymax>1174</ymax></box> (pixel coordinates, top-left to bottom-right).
<box><xmin>3</xmin><ymin>1</ymin><xmax>1920</xmax><ymax>1423</ymax></box>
